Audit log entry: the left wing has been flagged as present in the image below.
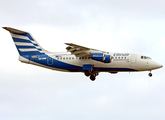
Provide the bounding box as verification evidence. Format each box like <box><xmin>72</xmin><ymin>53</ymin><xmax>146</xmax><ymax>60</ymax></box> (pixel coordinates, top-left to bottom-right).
<box><xmin>65</xmin><ymin>43</ymin><xmax>108</xmax><ymax>57</ymax></box>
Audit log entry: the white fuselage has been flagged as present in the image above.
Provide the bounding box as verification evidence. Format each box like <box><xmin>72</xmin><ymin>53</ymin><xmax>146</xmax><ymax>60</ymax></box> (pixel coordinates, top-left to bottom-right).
<box><xmin>20</xmin><ymin>52</ymin><xmax>162</xmax><ymax>73</ymax></box>
<box><xmin>3</xmin><ymin>27</ymin><xmax>163</xmax><ymax>81</ymax></box>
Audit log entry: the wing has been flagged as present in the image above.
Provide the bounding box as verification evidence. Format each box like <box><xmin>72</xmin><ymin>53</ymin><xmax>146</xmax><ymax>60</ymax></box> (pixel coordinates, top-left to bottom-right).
<box><xmin>65</xmin><ymin>43</ymin><xmax>109</xmax><ymax>57</ymax></box>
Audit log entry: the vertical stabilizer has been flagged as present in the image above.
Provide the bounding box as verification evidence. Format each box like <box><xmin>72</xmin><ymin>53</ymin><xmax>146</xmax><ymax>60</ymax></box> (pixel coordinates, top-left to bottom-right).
<box><xmin>3</xmin><ymin>27</ymin><xmax>48</xmax><ymax>56</ymax></box>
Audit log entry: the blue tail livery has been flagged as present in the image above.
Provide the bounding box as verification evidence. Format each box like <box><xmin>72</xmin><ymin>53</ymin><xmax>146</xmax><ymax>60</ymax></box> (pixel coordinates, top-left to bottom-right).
<box><xmin>3</xmin><ymin>27</ymin><xmax>163</xmax><ymax>81</ymax></box>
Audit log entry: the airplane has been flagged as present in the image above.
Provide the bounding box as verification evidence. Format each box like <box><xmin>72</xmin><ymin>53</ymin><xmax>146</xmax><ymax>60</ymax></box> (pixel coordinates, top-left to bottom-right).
<box><xmin>3</xmin><ymin>27</ymin><xmax>163</xmax><ymax>81</ymax></box>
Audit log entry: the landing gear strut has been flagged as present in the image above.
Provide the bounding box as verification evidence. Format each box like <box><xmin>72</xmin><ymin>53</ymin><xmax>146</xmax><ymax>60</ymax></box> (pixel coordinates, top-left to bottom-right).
<box><xmin>148</xmin><ymin>72</ymin><xmax>152</xmax><ymax>77</ymax></box>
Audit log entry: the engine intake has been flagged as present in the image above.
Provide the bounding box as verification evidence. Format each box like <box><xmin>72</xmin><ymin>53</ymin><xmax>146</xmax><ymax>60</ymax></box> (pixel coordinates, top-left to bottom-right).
<box><xmin>91</xmin><ymin>53</ymin><xmax>112</xmax><ymax>63</ymax></box>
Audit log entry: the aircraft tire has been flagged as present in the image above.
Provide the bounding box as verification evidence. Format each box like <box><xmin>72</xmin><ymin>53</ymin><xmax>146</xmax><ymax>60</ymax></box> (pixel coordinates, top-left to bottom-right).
<box><xmin>90</xmin><ymin>75</ymin><xmax>96</xmax><ymax>81</ymax></box>
<box><xmin>149</xmin><ymin>73</ymin><xmax>152</xmax><ymax>77</ymax></box>
<box><xmin>84</xmin><ymin>71</ymin><xmax>90</xmax><ymax>77</ymax></box>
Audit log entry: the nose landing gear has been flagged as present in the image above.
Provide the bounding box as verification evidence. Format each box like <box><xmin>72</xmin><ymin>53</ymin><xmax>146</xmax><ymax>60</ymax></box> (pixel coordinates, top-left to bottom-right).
<box><xmin>148</xmin><ymin>72</ymin><xmax>152</xmax><ymax>77</ymax></box>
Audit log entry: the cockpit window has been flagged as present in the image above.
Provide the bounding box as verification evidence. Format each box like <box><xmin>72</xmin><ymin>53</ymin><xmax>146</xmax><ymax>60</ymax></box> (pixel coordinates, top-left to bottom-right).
<box><xmin>141</xmin><ymin>56</ymin><xmax>152</xmax><ymax>60</ymax></box>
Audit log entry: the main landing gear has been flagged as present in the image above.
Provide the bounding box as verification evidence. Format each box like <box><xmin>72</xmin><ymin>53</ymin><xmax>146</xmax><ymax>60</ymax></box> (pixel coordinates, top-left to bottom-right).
<box><xmin>84</xmin><ymin>70</ymin><xmax>98</xmax><ymax>81</ymax></box>
<box><xmin>148</xmin><ymin>71</ymin><xmax>152</xmax><ymax>77</ymax></box>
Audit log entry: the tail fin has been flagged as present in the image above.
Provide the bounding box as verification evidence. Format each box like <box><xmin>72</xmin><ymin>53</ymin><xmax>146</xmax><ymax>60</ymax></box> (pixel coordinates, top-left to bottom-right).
<box><xmin>3</xmin><ymin>27</ymin><xmax>47</xmax><ymax>56</ymax></box>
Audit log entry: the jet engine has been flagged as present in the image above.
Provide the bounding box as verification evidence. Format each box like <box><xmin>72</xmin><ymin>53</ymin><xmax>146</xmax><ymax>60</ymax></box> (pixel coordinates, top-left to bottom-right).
<box><xmin>91</xmin><ymin>53</ymin><xmax>112</xmax><ymax>63</ymax></box>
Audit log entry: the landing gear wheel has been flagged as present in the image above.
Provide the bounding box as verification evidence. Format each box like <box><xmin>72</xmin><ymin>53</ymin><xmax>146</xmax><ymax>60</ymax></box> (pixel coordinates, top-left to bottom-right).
<box><xmin>84</xmin><ymin>71</ymin><xmax>90</xmax><ymax>77</ymax></box>
<box><xmin>90</xmin><ymin>75</ymin><xmax>96</xmax><ymax>81</ymax></box>
<box><xmin>149</xmin><ymin>73</ymin><xmax>152</xmax><ymax>77</ymax></box>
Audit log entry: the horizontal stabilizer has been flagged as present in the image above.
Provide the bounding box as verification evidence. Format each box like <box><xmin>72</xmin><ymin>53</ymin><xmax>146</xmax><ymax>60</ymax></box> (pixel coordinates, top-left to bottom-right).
<box><xmin>3</xmin><ymin>27</ymin><xmax>27</xmax><ymax>35</ymax></box>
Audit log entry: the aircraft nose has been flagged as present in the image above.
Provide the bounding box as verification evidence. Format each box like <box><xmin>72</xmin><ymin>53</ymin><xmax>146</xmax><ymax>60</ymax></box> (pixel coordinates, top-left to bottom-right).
<box><xmin>150</xmin><ymin>61</ymin><xmax>163</xmax><ymax>70</ymax></box>
<box><xmin>157</xmin><ymin>63</ymin><xmax>163</xmax><ymax>69</ymax></box>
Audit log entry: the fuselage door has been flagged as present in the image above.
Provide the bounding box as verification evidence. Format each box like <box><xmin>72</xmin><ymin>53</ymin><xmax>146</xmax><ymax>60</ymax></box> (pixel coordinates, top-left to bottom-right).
<box><xmin>146</xmin><ymin>58</ymin><xmax>149</xmax><ymax>67</ymax></box>
<box><xmin>47</xmin><ymin>56</ymin><xmax>53</xmax><ymax>65</ymax></box>
<box><xmin>130</xmin><ymin>54</ymin><xmax>136</xmax><ymax>64</ymax></box>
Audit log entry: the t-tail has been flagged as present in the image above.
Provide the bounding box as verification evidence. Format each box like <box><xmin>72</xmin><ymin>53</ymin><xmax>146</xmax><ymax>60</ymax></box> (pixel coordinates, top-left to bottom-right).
<box><xmin>3</xmin><ymin>27</ymin><xmax>48</xmax><ymax>63</ymax></box>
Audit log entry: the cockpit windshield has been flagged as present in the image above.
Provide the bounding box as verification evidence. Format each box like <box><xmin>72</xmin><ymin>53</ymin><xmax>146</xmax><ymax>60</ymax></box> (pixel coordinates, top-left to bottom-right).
<box><xmin>141</xmin><ymin>56</ymin><xmax>152</xmax><ymax>60</ymax></box>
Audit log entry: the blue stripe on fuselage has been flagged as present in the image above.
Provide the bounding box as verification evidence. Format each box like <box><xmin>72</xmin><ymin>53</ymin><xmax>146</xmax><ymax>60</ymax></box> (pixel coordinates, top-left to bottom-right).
<box><xmin>28</xmin><ymin>55</ymin><xmax>82</xmax><ymax>71</ymax></box>
<box><xmin>97</xmin><ymin>67</ymin><xmax>137</xmax><ymax>72</ymax></box>
<box><xmin>25</xmin><ymin>55</ymin><xmax>137</xmax><ymax>72</ymax></box>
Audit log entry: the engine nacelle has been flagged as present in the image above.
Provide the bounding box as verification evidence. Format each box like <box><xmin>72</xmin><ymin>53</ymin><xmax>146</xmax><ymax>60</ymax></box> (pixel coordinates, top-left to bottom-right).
<box><xmin>91</xmin><ymin>53</ymin><xmax>112</xmax><ymax>63</ymax></box>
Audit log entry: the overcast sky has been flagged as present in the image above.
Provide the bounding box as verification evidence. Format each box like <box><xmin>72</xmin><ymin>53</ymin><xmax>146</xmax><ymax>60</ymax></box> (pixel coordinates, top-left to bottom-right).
<box><xmin>0</xmin><ymin>0</ymin><xmax>165</xmax><ymax>120</ymax></box>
